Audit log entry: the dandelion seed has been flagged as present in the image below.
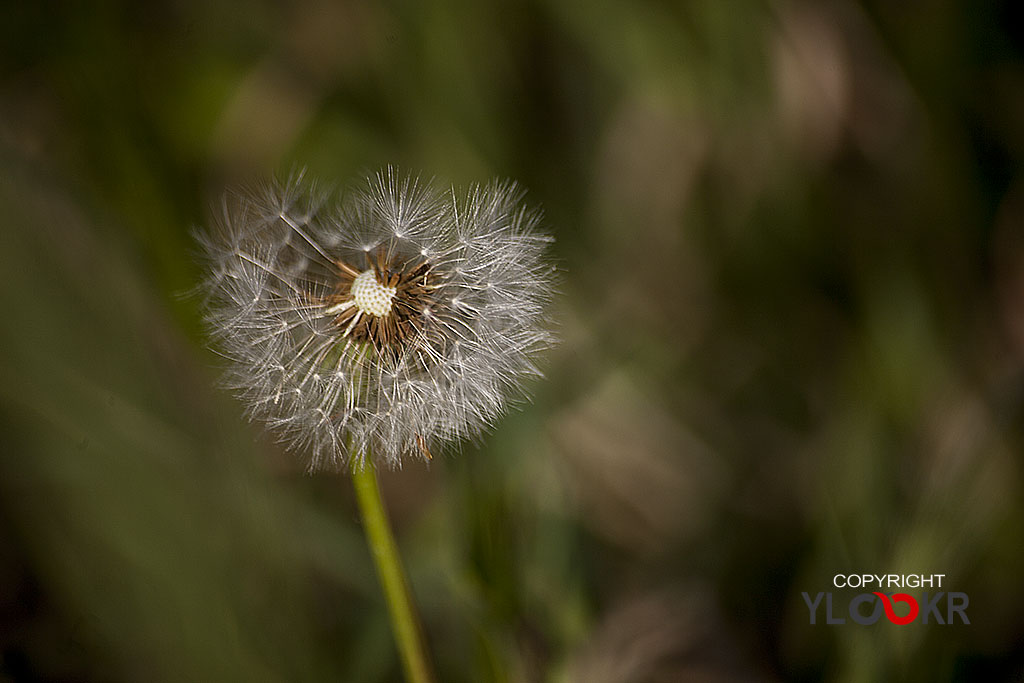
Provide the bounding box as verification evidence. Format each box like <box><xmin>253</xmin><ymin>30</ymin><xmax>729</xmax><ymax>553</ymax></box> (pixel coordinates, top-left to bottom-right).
<box><xmin>198</xmin><ymin>168</ymin><xmax>554</xmax><ymax>471</ymax></box>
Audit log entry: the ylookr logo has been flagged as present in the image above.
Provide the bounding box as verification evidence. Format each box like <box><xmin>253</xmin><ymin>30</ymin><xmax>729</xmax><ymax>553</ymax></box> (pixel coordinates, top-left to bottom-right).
<box><xmin>803</xmin><ymin>574</ymin><xmax>970</xmax><ymax>626</ymax></box>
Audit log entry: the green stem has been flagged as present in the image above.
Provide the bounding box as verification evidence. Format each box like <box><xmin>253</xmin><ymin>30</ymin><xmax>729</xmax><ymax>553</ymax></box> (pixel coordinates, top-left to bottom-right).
<box><xmin>351</xmin><ymin>460</ymin><xmax>435</xmax><ymax>683</ymax></box>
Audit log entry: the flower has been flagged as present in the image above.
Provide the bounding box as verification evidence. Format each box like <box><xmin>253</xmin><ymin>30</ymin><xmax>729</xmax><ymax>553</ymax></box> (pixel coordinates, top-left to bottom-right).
<box><xmin>198</xmin><ymin>168</ymin><xmax>554</xmax><ymax>471</ymax></box>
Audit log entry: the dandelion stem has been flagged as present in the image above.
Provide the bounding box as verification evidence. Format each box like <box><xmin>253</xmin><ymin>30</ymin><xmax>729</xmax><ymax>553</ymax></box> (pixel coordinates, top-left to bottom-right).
<box><xmin>351</xmin><ymin>460</ymin><xmax>435</xmax><ymax>683</ymax></box>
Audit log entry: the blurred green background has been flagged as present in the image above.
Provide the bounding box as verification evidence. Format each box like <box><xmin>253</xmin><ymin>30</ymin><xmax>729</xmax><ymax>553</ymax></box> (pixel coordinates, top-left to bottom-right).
<box><xmin>2</xmin><ymin>1</ymin><xmax>1023</xmax><ymax>681</ymax></box>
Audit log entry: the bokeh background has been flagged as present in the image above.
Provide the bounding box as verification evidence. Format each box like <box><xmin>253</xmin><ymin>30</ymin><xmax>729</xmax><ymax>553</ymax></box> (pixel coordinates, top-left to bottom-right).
<box><xmin>2</xmin><ymin>1</ymin><xmax>1023</xmax><ymax>681</ymax></box>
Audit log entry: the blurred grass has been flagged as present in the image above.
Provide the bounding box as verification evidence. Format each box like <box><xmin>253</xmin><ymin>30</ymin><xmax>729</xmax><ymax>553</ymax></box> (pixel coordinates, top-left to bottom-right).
<box><xmin>2</xmin><ymin>1</ymin><xmax>1024</xmax><ymax>681</ymax></box>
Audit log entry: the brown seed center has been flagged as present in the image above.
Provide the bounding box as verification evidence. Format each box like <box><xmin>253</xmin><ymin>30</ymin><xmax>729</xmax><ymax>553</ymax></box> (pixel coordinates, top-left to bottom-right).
<box><xmin>325</xmin><ymin>250</ymin><xmax>436</xmax><ymax>354</ymax></box>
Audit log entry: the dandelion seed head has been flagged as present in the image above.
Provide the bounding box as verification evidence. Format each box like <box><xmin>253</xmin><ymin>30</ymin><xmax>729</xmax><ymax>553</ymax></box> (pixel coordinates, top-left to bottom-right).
<box><xmin>197</xmin><ymin>168</ymin><xmax>555</xmax><ymax>471</ymax></box>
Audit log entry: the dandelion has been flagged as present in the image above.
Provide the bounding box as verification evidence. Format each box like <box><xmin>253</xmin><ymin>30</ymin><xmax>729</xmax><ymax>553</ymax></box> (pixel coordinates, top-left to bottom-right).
<box><xmin>198</xmin><ymin>168</ymin><xmax>554</xmax><ymax>471</ymax></box>
<box><xmin>198</xmin><ymin>168</ymin><xmax>553</xmax><ymax>682</ymax></box>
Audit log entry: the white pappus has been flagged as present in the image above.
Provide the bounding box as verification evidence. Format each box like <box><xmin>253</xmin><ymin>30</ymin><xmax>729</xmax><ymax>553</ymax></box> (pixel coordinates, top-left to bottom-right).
<box><xmin>197</xmin><ymin>168</ymin><xmax>555</xmax><ymax>471</ymax></box>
